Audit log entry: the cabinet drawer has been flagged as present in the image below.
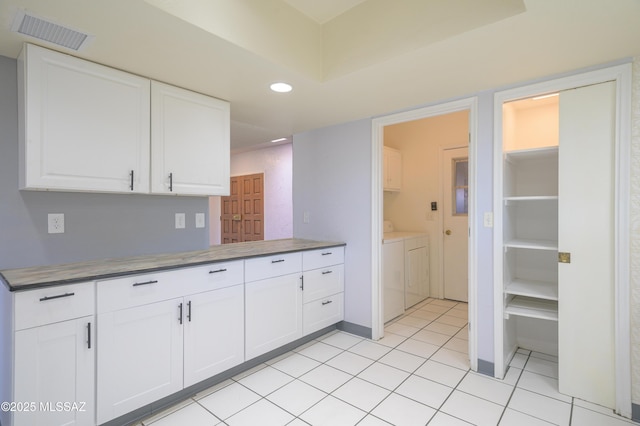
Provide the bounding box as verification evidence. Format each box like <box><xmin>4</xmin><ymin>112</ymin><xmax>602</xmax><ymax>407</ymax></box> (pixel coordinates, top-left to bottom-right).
<box><xmin>97</xmin><ymin>269</ymin><xmax>187</xmax><ymax>313</ymax></box>
<box><xmin>245</xmin><ymin>252</ymin><xmax>302</xmax><ymax>282</ymax></box>
<box><xmin>303</xmin><ymin>247</ymin><xmax>344</xmax><ymax>271</ymax></box>
<box><xmin>303</xmin><ymin>292</ymin><xmax>344</xmax><ymax>336</ymax></box>
<box><xmin>199</xmin><ymin>260</ymin><xmax>244</xmax><ymax>290</ymax></box>
<box><xmin>14</xmin><ymin>282</ymin><xmax>95</xmax><ymax>330</ymax></box>
<box><xmin>303</xmin><ymin>264</ymin><xmax>344</xmax><ymax>304</ymax></box>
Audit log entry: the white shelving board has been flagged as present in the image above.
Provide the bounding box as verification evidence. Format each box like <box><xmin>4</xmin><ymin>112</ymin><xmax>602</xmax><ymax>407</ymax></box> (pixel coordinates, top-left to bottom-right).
<box><xmin>505</xmin><ymin>296</ymin><xmax>558</xmax><ymax>321</ymax></box>
<box><xmin>504</xmin><ymin>195</ymin><xmax>559</xmax><ymax>204</ymax></box>
<box><xmin>504</xmin><ymin>146</ymin><xmax>559</xmax><ymax>162</ymax></box>
<box><xmin>505</xmin><ymin>279</ymin><xmax>558</xmax><ymax>300</ymax></box>
<box><xmin>504</xmin><ymin>238</ymin><xmax>558</xmax><ymax>251</ymax></box>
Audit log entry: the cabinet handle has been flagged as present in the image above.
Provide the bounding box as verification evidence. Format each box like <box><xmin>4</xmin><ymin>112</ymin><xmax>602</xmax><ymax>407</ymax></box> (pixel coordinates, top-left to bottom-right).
<box><xmin>300</xmin><ymin>275</ymin><xmax>304</xmax><ymax>290</ymax></box>
<box><xmin>187</xmin><ymin>300</ymin><xmax>192</xmax><ymax>322</ymax></box>
<box><xmin>169</xmin><ymin>173</ymin><xmax>173</xmax><ymax>192</ymax></box>
<box><xmin>129</xmin><ymin>170</ymin><xmax>134</xmax><ymax>191</ymax></box>
<box><xmin>209</xmin><ymin>268</ymin><xmax>227</xmax><ymax>274</ymax></box>
<box><xmin>132</xmin><ymin>280</ymin><xmax>158</xmax><ymax>287</ymax></box>
<box><xmin>39</xmin><ymin>292</ymin><xmax>75</xmax><ymax>302</ymax></box>
<box><xmin>178</xmin><ymin>302</ymin><xmax>183</xmax><ymax>324</ymax></box>
<box><xmin>322</xmin><ymin>300</ymin><xmax>333</xmax><ymax>306</ymax></box>
<box><xmin>87</xmin><ymin>322</ymin><xmax>92</xmax><ymax>349</ymax></box>
<box><xmin>322</xmin><ymin>270</ymin><xmax>333</xmax><ymax>275</ymax></box>
<box><xmin>271</xmin><ymin>259</ymin><xmax>285</xmax><ymax>264</ymax></box>
<box><xmin>321</xmin><ymin>252</ymin><xmax>332</xmax><ymax>256</ymax></box>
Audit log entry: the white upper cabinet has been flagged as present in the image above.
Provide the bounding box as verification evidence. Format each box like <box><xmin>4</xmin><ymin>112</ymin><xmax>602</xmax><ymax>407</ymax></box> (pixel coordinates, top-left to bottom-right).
<box><xmin>18</xmin><ymin>44</ymin><xmax>150</xmax><ymax>193</ymax></box>
<box><xmin>383</xmin><ymin>146</ymin><xmax>402</xmax><ymax>191</ymax></box>
<box><xmin>17</xmin><ymin>44</ymin><xmax>231</xmax><ymax>196</ymax></box>
<box><xmin>151</xmin><ymin>81</ymin><xmax>230</xmax><ymax>196</ymax></box>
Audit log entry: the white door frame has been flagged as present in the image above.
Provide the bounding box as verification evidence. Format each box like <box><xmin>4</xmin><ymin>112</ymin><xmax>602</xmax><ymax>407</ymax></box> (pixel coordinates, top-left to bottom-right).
<box><xmin>492</xmin><ymin>64</ymin><xmax>632</xmax><ymax>417</ymax></box>
<box><xmin>371</xmin><ymin>97</ymin><xmax>478</xmax><ymax>371</ymax></box>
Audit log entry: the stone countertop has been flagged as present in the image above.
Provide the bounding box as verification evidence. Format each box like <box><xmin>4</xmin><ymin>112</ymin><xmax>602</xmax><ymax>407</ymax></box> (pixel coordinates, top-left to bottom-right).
<box><xmin>0</xmin><ymin>239</ymin><xmax>345</xmax><ymax>292</ymax></box>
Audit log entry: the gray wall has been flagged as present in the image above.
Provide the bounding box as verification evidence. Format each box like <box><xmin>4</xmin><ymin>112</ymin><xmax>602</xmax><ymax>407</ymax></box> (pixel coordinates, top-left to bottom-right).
<box><xmin>293</xmin><ymin>119</ymin><xmax>373</xmax><ymax>328</ymax></box>
<box><xmin>0</xmin><ymin>55</ymin><xmax>210</xmax><ymax>270</ymax></box>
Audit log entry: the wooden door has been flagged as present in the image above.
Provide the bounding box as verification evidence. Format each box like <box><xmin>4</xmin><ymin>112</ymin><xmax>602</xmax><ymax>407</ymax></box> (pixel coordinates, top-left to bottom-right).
<box><xmin>443</xmin><ymin>147</ymin><xmax>469</xmax><ymax>302</ymax></box>
<box><xmin>558</xmin><ymin>81</ymin><xmax>616</xmax><ymax>408</ymax></box>
<box><xmin>221</xmin><ymin>173</ymin><xmax>264</xmax><ymax>243</ymax></box>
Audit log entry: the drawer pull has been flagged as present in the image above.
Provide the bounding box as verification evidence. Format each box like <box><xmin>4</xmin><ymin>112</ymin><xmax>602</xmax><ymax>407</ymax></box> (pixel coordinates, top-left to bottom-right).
<box><xmin>87</xmin><ymin>322</ymin><xmax>92</xmax><ymax>349</ymax></box>
<box><xmin>39</xmin><ymin>292</ymin><xmax>75</xmax><ymax>302</ymax></box>
<box><xmin>300</xmin><ymin>275</ymin><xmax>304</xmax><ymax>290</ymax></box>
<box><xmin>209</xmin><ymin>268</ymin><xmax>227</xmax><ymax>274</ymax></box>
<box><xmin>322</xmin><ymin>270</ymin><xmax>333</xmax><ymax>275</ymax></box>
<box><xmin>132</xmin><ymin>280</ymin><xmax>158</xmax><ymax>287</ymax></box>
<box><xmin>322</xmin><ymin>300</ymin><xmax>333</xmax><ymax>306</ymax></box>
<box><xmin>271</xmin><ymin>259</ymin><xmax>285</xmax><ymax>264</ymax></box>
<box><xmin>187</xmin><ymin>300</ymin><xmax>192</xmax><ymax>322</ymax></box>
<box><xmin>178</xmin><ymin>303</ymin><xmax>183</xmax><ymax>324</ymax></box>
<box><xmin>321</xmin><ymin>252</ymin><xmax>332</xmax><ymax>256</ymax></box>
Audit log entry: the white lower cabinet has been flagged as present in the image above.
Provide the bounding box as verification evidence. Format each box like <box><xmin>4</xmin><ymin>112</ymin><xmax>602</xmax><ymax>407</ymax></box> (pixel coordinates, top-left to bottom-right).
<box><xmin>245</xmin><ymin>273</ymin><xmax>303</xmax><ymax>360</ymax></box>
<box><xmin>14</xmin><ymin>316</ymin><xmax>95</xmax><ymax>426</ymax></box>
<box><xmin>96</xmin><ymin>262</ymin><xmax>245</xmax><ymax>424</ymax></box>
<box><xmin>97</xmin><ymin>297</ymin><xmax>184</xmax><ymax>424</ymax></box>
<box><xmin>3</xmin><ymin>246</ymin><xmax>345</xmax><ymax>426</ymax></box>
<box><xmin>301</xmin><ymin>248</ymin><xmax>345</xmax><ymax>336</ymax></box>
<box><xmin>183</xmin><ymin>285</ymin><xmax>244</xmax><ymax>387</ymax></box>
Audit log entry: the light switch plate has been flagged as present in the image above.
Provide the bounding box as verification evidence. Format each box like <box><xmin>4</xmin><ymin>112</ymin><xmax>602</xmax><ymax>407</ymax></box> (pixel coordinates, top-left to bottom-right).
<box><xmin>175</xmin><ymin>213</ymin><xmax>186</xmax><ymax>229</ymax></box>
<box><xmin>483</xmin><ymin>212</ymin><xmax>494</xmax><ymax>228</ymax></box>
<box><xmin>195</xmin><ymin>213</ymin><xmax>205</xmax><ymax>228</ymax></box>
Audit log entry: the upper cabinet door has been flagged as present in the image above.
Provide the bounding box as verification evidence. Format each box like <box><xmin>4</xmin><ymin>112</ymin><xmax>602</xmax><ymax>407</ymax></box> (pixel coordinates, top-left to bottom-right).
<box><xmin>19</xmin><ymin>44</ymin><xmax>151</xmax><ymax>193</ymax></box>
<box><xmin>151</xmin><ymin>81</ymin><xmax>230</xmax><ymax>196</ymax></box>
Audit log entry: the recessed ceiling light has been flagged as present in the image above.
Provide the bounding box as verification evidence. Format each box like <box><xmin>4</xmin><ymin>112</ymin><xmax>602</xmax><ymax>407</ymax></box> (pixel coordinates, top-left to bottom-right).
<box><xmin>270</xmin><ymin>82</ymin><xmax>292</xmax><ymax>93</ymax></box>
<box><xmin>271</xmin><ymin>137</ymin><xmax>287</xmax><ymax>143</ymax></box>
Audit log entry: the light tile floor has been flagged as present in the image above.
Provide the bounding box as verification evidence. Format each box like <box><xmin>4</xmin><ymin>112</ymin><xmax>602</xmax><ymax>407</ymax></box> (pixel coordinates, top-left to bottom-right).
<box><xmin>136</xmin><ymin>298</ymin><xmax>639</xmax><ymax>426</ymax></box>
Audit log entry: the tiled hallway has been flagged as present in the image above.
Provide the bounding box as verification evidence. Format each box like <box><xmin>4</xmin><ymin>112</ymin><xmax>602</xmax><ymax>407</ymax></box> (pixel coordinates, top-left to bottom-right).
<box><xmin>135</xmin><ymin>298</ymin><xmax>637</xmax><ymax>426</ymax></box>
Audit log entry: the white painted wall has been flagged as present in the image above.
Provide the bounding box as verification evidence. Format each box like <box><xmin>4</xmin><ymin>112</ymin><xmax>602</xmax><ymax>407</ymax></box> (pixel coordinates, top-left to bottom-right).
<box><xmin>293</xmin><ymin>119</ymin><xmax>373</xmax><ymax>328</ymax></box>
<box><xmin>209</xmin><ymin>143</ymin><xmax>293</xmax><ymax>244</ymax></box>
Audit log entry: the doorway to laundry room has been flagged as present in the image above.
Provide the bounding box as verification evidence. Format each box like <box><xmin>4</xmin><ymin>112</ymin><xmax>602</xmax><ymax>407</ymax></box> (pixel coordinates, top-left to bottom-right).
<box><xmin>382</xmin><ymin>109</ymin><xmax>470</xmax><ymax>325</ymax></box>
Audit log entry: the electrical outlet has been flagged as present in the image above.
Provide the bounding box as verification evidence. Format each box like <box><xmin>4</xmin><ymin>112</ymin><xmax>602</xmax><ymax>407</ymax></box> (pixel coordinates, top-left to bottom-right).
<box><xmin>195</xmin><ymin>213</ymin><xmax>205</xmax><ymax>228</ymax></box>
<box><xmin>48</xmin><ymin>213</ymin><xmax>65</xmax><ymax>234</ymax></box>
<box><xmin>303</xmin><ymin>211</ymin><xmax>310</xmax><ymax>224</ymax></box>
<box><xmin>175</xmin><ymin>213</ymin><xmax>186</xmax><ymax>229</ymax></box>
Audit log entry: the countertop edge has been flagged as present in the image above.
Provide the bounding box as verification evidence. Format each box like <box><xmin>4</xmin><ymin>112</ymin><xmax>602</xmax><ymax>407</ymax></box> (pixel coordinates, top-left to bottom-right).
<box><xmin>3</xmin><ymin>240</ymin><xmax>346</xmax><ymax>292</ymax></box>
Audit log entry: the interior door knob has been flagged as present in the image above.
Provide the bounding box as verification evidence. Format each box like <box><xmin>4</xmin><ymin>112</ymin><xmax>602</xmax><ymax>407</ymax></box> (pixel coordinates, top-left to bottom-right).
<box><xmin>445</xmin><ymin>230</ymin><xmax>452</xmax><ymax>235</ymax></box>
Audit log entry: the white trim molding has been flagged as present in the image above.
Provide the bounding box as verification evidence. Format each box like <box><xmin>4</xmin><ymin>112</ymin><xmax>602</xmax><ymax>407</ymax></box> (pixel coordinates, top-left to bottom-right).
<box><xmin>371</xmin><ymin>97</ymin><xmax>479</xmax><ymax>372</ymax></box>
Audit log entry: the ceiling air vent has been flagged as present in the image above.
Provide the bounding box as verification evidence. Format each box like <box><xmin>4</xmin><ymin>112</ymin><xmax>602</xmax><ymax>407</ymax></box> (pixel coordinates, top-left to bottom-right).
<box><xmin>11</xmin><ymin>10</ymin><xmax>93</xmax><ymax>51</ymax></box>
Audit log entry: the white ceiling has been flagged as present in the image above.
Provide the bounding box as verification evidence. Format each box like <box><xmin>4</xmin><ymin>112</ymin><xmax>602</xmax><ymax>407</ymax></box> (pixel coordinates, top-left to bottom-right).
<box><xmin>1</xmin><ymin>0</ymin><xmax>639</xmax><ymax>152</ymax></box>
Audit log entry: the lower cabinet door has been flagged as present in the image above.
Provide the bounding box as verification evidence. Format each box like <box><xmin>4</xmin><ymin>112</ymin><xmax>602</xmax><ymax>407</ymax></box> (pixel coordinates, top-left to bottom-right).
<box><xmin>245</xmin><ymin>273</ymin><xmax>303</xmax><ymax>360</ymax></box>
<box><xmin>183</xmin><ymin>285</ymin><xmax>244</xmax><ymax>387</ymax></box>
<box><xmin>97</xmin><ymin>298</ymin><xmax>184</xmax><ymax>424</ymax></box>
<box><xmin>14</xmin><ymin>316</ymin><xmax>95</xmax><ymax>426</ymax></box>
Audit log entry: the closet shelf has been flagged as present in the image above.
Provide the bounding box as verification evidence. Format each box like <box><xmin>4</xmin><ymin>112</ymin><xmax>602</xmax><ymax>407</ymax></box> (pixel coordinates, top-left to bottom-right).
<box><xmin>504</xmin><ymin>196</ymin><xmax>558</xmax><ymax>205</ymax></box>
<box><xmin>504</xmin><ymin>238</ymin><xmax>558</xmax><ymax>251</ymax></box>
<box><xmin>504</xmin><ymin>146</ymin><xmax>559</xmax><ymax>162</ymax></box>
<box><xmin>505</xmin><ymin>279</ymin><xmax>558</xmax><ymax>301</ymax></box>
<box><xmin>504</xmin><ymin>296</ymin><xmax>558</xmax><ymax>321</ymax></box>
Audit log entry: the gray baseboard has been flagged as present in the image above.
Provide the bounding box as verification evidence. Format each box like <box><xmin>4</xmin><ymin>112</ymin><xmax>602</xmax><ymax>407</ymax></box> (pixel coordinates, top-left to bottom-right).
<box><xmin>336</xmin><ymin>321</ymin><xmax>372</xmax><ymax>339</ymax></box>
<box><xmin>632</xmin><ymin>403</ymin><xmax>640</xmax><ymax>423</ymax></box>
<box><xmin>477</xmin><ymin>359</ymin><xmax>495</xmax><ymax>377</ymax></box>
